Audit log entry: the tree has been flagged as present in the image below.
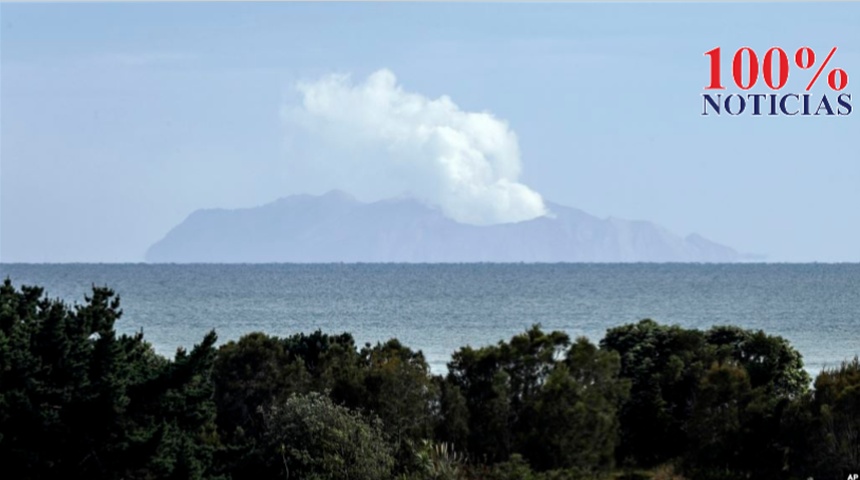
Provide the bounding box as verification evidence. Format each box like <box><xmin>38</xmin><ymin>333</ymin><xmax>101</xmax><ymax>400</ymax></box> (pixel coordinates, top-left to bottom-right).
<box><xmin>694</xmin><ymin>327</ymin><xmax>810</xmax><ymax>479</ymax></box>
<box><xmin>0</xmin><ymin>278</ymin><xmax>221</xmax><ymax>479</ymax></box>
<box><xmin>521</xmin><ymin>338</ymin><xmax>628</xmax><ymax>475</ymax></box>
<box><xmin>448</xmin><ymin>326</ymin><xmax>628</xmax><ymax>475</ymax></box>
<box><xmin>435</xmin><ymin>378</ymin><xmax>469</xmax><ymax>451</ymax></box>
<box><xmin>684</xmin><ymin>362</ymin><xmax>751</xmax><ymax>480</ymax></box>
<box><xmin>214</xmin><ymin>332</ymin><xmax>305</xmax><ymax>428</ymax></box>
<box><xmin>212</xmin><ymin>330</ymin><xmax>366</xmax><ymax>477</ymax></box>
<box><xmin>447</xmin><ymin>326</ymin><xmax>569</xmax><ymax>463</ymax></box>
<box><xmin>788</xmin><ymin>358</ymin><xmax>860</xmax><ymax>479</ymax></box>
<box><xmin>601</xmin><ymin>319</ymin><xmax>712</xmax><ymax>467</ymax></box>
<box><xmin>261</xmin><ymin>392</ymin><xmax>395</xmax><ymax>480</ymax></box>
<box><xmin>602</xmin><ymin>319</ymin><xmax>812</xmax><ymax>477</ymax></box>
<box><xmin>351</xmin><ymin>339</ymin><xmax>440</xmax><ymax>471</ymax></box>
<box><xmin>706</xmin><ymin>326</ymin><xmax>809</xmax><ymax>398</ymax></box>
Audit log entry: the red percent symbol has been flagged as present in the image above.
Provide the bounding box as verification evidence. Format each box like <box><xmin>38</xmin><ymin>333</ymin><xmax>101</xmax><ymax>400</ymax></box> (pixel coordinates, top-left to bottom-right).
<box><xmin>795</xmin><ymin>46</ymin><xmax>849</xmax><ymax>91</ymax></box>
<box><xmin>704</xmin><ymin>46</ymin><xmax>849</xmax><ymax>91</ymax></box>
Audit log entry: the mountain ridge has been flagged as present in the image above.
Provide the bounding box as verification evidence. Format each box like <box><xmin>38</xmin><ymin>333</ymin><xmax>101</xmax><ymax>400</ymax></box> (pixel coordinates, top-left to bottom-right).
<box><xmin>145</xmin><ymin>191</ymin><xmax>755</xmax><ymax>263</ymax></box>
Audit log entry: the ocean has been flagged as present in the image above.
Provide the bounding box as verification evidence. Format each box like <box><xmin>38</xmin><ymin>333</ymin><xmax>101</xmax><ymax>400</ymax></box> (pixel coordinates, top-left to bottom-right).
<box><xmin>1</xmin><ymin>263</ymin><xmax>858</xmax><ymax>376</ymax></box>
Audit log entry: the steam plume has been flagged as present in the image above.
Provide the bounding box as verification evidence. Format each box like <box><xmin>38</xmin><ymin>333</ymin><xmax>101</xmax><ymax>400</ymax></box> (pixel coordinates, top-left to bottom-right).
<box><xmin>283</xmin><ymin>69</ymin><xmax>547</xmax><ymax>225</ymax></box>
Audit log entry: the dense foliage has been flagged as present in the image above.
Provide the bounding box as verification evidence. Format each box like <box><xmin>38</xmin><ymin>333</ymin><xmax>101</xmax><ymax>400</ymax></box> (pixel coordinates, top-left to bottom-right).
<box><xmin>261</xmin><ymin>392</ymin><xmax>394</xmax><ymax>480</ymax></box>
<box><xmin>0</xmin><ymin>279</ymin><xmax>220</xmax><ymax>479</ymax></box>
<box><xmin>1</xmin><ymin>279</ymin><xmax>857</xmax><ymax>479</ymax></box>
<box><xmin>601</xmin><ymin>319</ymin><xmax>811</xmax><ymax>478</ymax></box>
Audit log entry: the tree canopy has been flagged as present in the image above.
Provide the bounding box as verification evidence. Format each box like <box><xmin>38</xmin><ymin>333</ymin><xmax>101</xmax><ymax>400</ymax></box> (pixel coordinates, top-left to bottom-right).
<box><xmin>1</xmin><ymin>278</ymin><xmax>852</xmax><ymax>480</ymax></box>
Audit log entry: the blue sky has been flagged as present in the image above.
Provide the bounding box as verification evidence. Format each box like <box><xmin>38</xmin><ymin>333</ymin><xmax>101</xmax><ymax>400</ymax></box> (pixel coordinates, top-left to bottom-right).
<box><xmin>1</xmin><ymin>2</ymin><xmax>858</xmax><ymax>262</ymax></box>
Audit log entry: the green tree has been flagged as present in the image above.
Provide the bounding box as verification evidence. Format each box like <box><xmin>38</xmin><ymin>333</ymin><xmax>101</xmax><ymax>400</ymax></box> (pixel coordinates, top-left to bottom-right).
<box><xmin>261</xmin><ymin>392</ymin><xmax>395</xmax><ymax>480</ymax></box>
<box><xmin>706</xmin><ymin>326</ymin><xmax>809</xmax><ymax>398</ymax></box>
<box><xmin>448</xmin><ymin>325</ymin><xmax>568</xmax><ymax>463</ymax></box>
<box><xmin>603</xmin><ymin>319</ymin><xmax>811</xmax><ymax>477</ymax></box>
<box><xmin>683</xmin><ymin>362</ymin><xmax>751</xmax><ymax>480</ymax></box>
<box><xmin>693</xmin><ymin>327</ymin><xmax>810</xmax><ymax>479</ymax></box>
<box><xmin>212</xmin><ymin>332</ymin><xmax>309</xmax><ymax>477</ymax></box>
<box><xmin>212</xmin><ymin>330</ymin><xmax>364</xmax><ymax>478</ymax></box>
<box><xmin>212</xmin><ymin>331</ymin><xmax>440</xmax><ymax>476</ymax></box>
<box><xmin>448</xmin><ymin>326</ymin><xmax>627</xmax><ymax>475</ymax></box>
<box><xmin>788</xmin><ymin>358</ymin><xmax>860</xmax><ymax>479</ymax></box>
<box><xmin>0</xmin><ymin>278</ymin><xmax>221</xmax><ymax>479</ymax></box>
<box><xmin>435</xmin><ymin>378</ymin><xmax>469</xmax><ymax>451</ymax></box>
<box><xmin>522</xmin><ymin>338</ymin><xmax>629</xmax><ymax>475</ymax></box>
<box><xmin>601</xmin><ymin>320</ymin><xmax>712</xmax><ymax>467</ymax></box>
<box><xmin>351</xmin><ymin>339</ymin><xmax>440</xmax><ymax>471</ymax></box>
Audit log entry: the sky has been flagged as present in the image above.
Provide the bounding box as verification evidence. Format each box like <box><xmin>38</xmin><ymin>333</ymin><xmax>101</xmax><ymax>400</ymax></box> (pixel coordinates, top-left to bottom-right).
<box><xmin>1</xmin><ymin>2</ymin><xmax>858</xmax><ymax>263</ymax></box>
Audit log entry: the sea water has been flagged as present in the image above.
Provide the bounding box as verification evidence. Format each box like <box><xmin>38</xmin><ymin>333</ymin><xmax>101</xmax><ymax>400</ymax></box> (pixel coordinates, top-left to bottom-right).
<box><xmin>2</xmin><ymin>263</ymin><xmax>858</xmax><ymax>376</ymax></box>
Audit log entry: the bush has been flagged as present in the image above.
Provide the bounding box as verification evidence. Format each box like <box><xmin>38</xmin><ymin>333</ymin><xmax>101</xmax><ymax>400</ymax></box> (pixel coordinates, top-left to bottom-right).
<box><xmin>260</xmin><ymin>392</ymin><xmax>395</xmax><ymax>480</ymax></box>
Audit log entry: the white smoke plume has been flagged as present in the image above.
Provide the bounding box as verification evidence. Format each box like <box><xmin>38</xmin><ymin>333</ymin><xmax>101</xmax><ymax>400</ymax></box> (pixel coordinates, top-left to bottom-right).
<box><xmin>283</xmin><ymin>69</ymin><xmax>547</xmax><ymax>225</ymax></box>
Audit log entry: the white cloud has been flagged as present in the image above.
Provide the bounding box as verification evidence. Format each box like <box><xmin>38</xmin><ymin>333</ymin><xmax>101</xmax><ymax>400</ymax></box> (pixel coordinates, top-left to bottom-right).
<box><xmin>282</xmin><ymin>69</ymin><xmax>547</xmax><ymax>225</ymax></box>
